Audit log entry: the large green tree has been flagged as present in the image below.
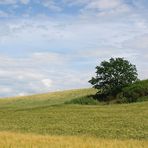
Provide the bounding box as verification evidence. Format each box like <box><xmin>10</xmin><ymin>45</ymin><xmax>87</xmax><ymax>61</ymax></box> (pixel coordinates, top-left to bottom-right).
<box><xmin>89</xmin><ymin>58</ymin><xmax>138</xmax><ymax>100</ymax></box>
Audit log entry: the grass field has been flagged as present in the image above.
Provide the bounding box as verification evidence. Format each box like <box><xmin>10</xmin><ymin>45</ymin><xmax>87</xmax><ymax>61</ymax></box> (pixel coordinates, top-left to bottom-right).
<box><xmin>0</xmin><ymin>132</ymin><xmax>147</xmax><ymax>148</ymax></box>
<box><xmin>0</xmin><ymin>88</ymin><xmax>147</xmax><ymax>147</ymax></box>
<box><xmin>0</xmin><ymin>88</ymin><xmax>97</xmax><ymax>109</ymax></box>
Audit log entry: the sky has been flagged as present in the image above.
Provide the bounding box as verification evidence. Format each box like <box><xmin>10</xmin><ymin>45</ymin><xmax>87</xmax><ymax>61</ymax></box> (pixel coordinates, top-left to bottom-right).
<box><xmin>0</xmin><ymin>0</ymin><xmax>148</xmax><ymax>97</ymax></box>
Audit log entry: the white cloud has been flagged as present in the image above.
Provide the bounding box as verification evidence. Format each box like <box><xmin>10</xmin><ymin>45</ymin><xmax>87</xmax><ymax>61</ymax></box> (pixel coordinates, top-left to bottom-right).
<box><xmin>0</xmin><ymin>87</ymin><xmax>13</xmax><ymax>93</ymax></box>
<box><xmin>20</xmin><ymin>0</ymin><xmax>30</xmax><ymax>4</ymax></box>
<box><xmin>123</xmin><ymin>34</ymin><xmax>148</xmax><ymax>50</ymax></box>
<box><xmin>0</xmin><ymin>19</ymin><xmax>73</xmax><ymax>45</ymax></box>
<box><xmin>18</xmin><ymin>92</ymin><xmax>28</xmax><ymax>96</ymax></box>
<box><xmin>0</xmin><ymin>51</ymin><xmax>88</xmax><ymax>97</ymax></box>
<box><xmin>63</xmin><ymin>0</ymin><xmax>89</xmax><ymax>6</ymax></box>
<box><xmin>41</xmin><ymin>0</ymin><xmax>62</xmax><ymax>12</ymax></box>
<box><xmin>0</xmin><ymin>54</ymin><xmax>55</xmax><ymax>97</ymax></box>
<box><xmin>31</xmin><ymin>52</ymin><xmax>66</xmax><ymax>65</ymax></box>
<box><xmin>86</xmin><ymin>0</ymin><xmax>121</xmax><ymax>10</ymax></box>
<box><xmin>82</xmin><ymin>0</ymin><xmax>131</xmax><ymax>18</ymax></box>
<box><xmin>0</xmin><ymin>51</ymin><xmax>92</xmax><ymax>97</ymax></box>
<box><xmin>41</xmin><ymin>79</ymin><xmax>52</xmax><ymax>88</ymax></box>
<box><xmin>64</xmin><ymin>0</ymin><xmax>130</xmax><ymax>17</ymax></box>
<box><xmin>0</xmin><ymin>0</ymin><xmax>30</xmax><ymax>5</ymax></box>
<box><xmin>0</xmin><ymin>0</ymin><xmax>16</xmax><ymax>4</ymax></box>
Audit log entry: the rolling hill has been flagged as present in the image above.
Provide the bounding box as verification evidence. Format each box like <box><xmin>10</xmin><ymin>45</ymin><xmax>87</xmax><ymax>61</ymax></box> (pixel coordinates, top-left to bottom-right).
<box><xmin>0</xmin><ymin>88</ymin><xmax>147</xmax><ymax>147</ymax></box>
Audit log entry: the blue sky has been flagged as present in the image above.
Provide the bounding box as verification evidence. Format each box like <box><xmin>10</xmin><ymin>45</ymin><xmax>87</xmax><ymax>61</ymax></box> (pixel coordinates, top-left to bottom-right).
<box><xmin>0</xmin><ymin>0</ymin><xmax>148</xmax><ymax>97</ymax></box>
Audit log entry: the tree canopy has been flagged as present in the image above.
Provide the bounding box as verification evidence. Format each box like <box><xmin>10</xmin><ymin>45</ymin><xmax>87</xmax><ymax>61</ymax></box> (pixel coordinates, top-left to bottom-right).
<box><xmin>89</xmin><ymin>58</ymin><xmax>138</xmax><ymax>101</ymax></box>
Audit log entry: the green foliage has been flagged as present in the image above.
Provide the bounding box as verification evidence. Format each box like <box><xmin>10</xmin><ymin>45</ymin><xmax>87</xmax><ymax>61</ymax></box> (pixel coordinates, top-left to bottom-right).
<box><xmin>89</xmin><ymin>58</ymin><xmax>138</xmax><ymax>101</ymax></box>
<box><xmin>65</xmin><ymin>96</ymin><xmax>99</xmax><ymax>105</ymax></box>
<box><xmin>117</xmin><ymin>80</ymin><xmax>148</xmax><ymax>103</ymax></box>
<box><xmin>137</xmin><ymin>96</ymin><xmax>148</xmax><ymax>102</ymax></box>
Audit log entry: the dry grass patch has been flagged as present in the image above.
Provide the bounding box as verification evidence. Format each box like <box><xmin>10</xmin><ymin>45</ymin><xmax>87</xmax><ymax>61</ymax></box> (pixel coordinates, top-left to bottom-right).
<box><xmin>0</xmin><ymin>132</ymin><xmax>147</xmax><ymax>148</ymax></box>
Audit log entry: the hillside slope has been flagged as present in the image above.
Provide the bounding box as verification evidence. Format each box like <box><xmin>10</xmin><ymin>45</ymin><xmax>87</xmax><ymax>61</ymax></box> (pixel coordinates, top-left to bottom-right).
<box><xmin>0</xmin><ymin>88</ymin><xmax>97</xmax><ymax>109</ymax></box>
<box><xmin>0</xmin><ymin>88</ymin><xmax>147</xmax><ymax>140</ymax></box>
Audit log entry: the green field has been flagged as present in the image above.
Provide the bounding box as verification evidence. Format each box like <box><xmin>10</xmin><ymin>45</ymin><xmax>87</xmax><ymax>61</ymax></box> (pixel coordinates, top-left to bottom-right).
<box><xmin>0</xmin><ymin>88</ymin><xmax>148</xmax><ymax>147</ymax></box>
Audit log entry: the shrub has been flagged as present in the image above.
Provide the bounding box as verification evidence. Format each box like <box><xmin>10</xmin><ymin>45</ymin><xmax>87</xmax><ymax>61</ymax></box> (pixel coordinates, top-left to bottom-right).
<box><xmin>117</xmin><ymin>79</ymin><xmax>148</xmax><ymax>103</ymax></box>
<box><xmin>137</xmin><ymin>96</ymin><xmax>148</xmax><ymax>102</ymax></box>
<box><xmin>65</xmin><ymin>96</ymin><xmax>99</xmax><ymax>105</ymax></box>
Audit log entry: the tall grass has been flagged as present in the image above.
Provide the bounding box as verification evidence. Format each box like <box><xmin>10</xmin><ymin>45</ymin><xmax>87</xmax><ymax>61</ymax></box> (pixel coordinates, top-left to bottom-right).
<box><xmin>0</xmin><ymin>132</ymin><xmax>147</xmax><ymax>148</ymax></box>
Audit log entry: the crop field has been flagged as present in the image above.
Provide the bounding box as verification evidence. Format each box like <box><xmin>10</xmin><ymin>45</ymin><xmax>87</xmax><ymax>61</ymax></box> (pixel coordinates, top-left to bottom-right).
<box><xmin>0</xmin><ymin>88</ymin><xmax>147</xmax><ymax>147</ymax></box>
<box><xmin>0</xmin><ymin>132</ymin><xmax>147</xmax><ymax>148</ymax></box>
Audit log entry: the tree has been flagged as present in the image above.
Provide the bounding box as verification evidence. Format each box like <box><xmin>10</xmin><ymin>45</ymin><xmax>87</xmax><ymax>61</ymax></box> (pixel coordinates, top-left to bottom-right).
<box><xmin>89</xmin><ymin>58</ymin><xmax>138</xmax><ymax>101</ymax></box>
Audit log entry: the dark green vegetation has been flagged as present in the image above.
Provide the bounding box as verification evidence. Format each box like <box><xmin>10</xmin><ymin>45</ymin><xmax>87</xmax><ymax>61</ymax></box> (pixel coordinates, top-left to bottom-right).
<box><xmin>65</xmin><ymin>96</ymin><xmax>99</xmax><ymax>105</ymax></box>
<box><xmin>117</xmin><ymin>79</ymin><xmax>148</xmax><ymax>103</ymax></box>
<box><xmin>0</xmin><ymin>88</ymin><xmax>147</xmax><ymax>140</ymax></box>
<box><xmin>89</xmin><ymin>58</ymin><xmax>138</xmax><ymax>102</ymax></box>
<box><xmin>70</xmin><ymin>79</ymin><xmax>148</xmax><ymax>104</ymax></box>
